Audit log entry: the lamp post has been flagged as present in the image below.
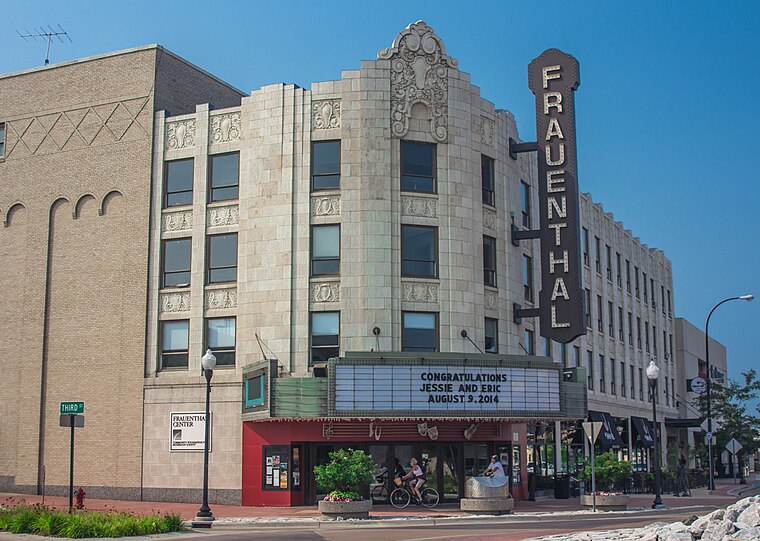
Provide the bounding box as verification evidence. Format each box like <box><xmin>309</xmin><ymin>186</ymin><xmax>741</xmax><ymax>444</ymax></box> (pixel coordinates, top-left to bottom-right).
<box><xmin>646</xmin><ymin>360</ymin><xmax>665</xmax><ymax>509</ymax></box>
<box><xmin>195</xmin><ymin>349</ymin><xmax>217</xmax><ymax>524</ymax></box>
<box><xmin>705</xmin><ymin>294</ymin><xmax>753</xmax><ymax>491</ymax></box>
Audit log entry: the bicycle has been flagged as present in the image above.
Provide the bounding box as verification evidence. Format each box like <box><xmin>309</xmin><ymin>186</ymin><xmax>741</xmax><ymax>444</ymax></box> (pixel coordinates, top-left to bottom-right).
<box><xmin>370</xmin><ymin>482</ymin><xmax>389</xmax><ymax>503</ymax></box>
<box><xmin>389</xmin><ymin>478</ymin><xmax>439</xmax><ymax>509</ymax></box>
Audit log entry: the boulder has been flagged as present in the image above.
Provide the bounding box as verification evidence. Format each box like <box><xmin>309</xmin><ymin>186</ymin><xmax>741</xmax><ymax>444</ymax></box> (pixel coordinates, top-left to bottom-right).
<box><xmin>738</xmin><ymin>504</ymin><xmax>760</xmax><ymax>528</ymax></box>
<box><xmin>701</xmin><ymin>518</ymin><xmax>736</xmax><ymax>541</ymax></box>
<box><xmin>690</xmin><ymin>509</ymin><xmax>726</xmax><ymax>538</ymax></box>
<box><xmin>731</xmin><ymin>526</ymin><xmax>760</xmax><ymax>541</ymax></box>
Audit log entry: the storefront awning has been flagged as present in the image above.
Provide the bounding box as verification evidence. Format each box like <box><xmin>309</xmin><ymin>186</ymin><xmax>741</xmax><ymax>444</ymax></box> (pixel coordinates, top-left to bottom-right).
<box><xmin>588</xmin><ymin>410</ymin><xmax>624</xmax><ymax>450</ymax></box>
<box><xmin>630</xmin><ymin>416</ymin><xmax>655</xmax><ymax>449</ymax></box>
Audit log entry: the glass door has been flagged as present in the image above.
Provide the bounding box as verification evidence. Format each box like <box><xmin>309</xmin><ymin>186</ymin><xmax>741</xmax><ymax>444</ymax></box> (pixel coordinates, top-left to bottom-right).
<box><xmin>441</xmin><ymin>443</ymin><xmax>461</xmax><ymax>501</ymax></box>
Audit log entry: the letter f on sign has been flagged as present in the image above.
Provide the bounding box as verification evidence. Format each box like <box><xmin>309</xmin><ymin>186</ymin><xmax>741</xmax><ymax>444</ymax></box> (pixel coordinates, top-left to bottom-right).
<box><xmin>543</xmin><ymin>65</ymin><xmax>561</xmax><ymax>89</ymax></box>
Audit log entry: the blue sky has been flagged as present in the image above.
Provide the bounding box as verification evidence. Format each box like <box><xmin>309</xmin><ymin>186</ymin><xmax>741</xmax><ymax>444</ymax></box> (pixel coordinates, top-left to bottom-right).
<box><xmin>3</xmin><ymin>1</ymin><xmax>758</xmax><ymax>399</ymax></box>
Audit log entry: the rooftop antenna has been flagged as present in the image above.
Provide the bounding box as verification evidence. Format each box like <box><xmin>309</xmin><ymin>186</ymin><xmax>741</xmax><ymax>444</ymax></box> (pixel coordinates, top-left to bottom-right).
<box><xmin>17</xmin><ymin>25</ymin><xmax>73</xmax><ymax>66</ymax></box>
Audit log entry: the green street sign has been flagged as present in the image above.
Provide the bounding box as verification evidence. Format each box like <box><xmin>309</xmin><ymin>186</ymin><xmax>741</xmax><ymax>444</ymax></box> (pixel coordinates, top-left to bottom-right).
<box><xmin>60</xmin><ymin>402</ymin><xmax>84</xmax><ymax>414</ymax></box>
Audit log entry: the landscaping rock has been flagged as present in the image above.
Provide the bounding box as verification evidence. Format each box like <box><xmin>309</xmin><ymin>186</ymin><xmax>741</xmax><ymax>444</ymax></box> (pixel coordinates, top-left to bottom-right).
<box><xmin>730</xmin><ymin>526</ymin><xmax>760</xmax><ymax>541</ymax></box>
<box><xmin>701</xmin><ymin>519</ymin><xmax>737</xmax><ymax>541</ymax></box>
<box><xmin>737</xmin><ymin>504</ymin><xmax>760</xmax><ymax>528</ymax></box>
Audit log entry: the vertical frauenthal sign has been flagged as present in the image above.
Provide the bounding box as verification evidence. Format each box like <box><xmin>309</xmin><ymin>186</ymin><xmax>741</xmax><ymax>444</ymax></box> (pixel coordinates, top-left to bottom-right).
<box><xmin>528</xmin><ymin>49</ymin><xmax>585</xmax><ymax>343</ymax></box>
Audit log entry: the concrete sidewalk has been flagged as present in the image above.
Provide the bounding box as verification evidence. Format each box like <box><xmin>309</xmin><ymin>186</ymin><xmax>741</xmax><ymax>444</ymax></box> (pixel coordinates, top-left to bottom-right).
<box><xmin>0</xmin><ymin>479</ymin><xmax>750</xmax><ymax>524</ymax></box>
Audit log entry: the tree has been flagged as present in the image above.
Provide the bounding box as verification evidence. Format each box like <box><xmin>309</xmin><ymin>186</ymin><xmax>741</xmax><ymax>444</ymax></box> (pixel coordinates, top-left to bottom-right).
<box><xmin>695</xmin><ymin>369</ymin><xmax>760</xmax><ymax>474</ymax></box>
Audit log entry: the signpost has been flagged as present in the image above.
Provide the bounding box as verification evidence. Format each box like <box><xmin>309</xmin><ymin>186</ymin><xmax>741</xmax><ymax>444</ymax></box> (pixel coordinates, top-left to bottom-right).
<box><xmin>583</xmin><ymin>421</ymin><xmax>602</xmax><ymax>512</ymax></box>
<box><xmin>59</xmin><ymin>402</ymin><xmax>84</xmax><ymax>511</ymax></box>
<box><xmin>726</xmin><ymin>439</ymin><xmax>743</xmax><ymax>484</ymax></box>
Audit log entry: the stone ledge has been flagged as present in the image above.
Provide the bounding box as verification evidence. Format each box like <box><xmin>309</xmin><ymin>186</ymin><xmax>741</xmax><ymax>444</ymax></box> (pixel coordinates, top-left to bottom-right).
<box><xmin>460</xmin><ymin>497</ymin><xmax>514</xmax><ymax>515</ymax></box>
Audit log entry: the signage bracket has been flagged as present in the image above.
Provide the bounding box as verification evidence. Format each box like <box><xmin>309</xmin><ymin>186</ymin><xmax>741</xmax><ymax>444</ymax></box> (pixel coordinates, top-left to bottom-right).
<box><xmin>511</xmin><ymin>224</ymin><xmax>541</xmax><ymax>246</ymax></box>
<box><xmin>508</xmin><ymin>137</ymin><xmax>538</xmax><ymax>160</ymax></box>
<box><xmin>513</xmin><ymin>303</ymin><xmax>539</xmax><ymax>324</ymax></box>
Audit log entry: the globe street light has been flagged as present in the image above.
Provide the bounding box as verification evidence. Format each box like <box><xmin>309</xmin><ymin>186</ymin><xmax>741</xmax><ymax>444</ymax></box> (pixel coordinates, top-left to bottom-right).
<box><xmin>195</xmin><ymin>349</ymin><xmax>217</xmax><ymax>524</ymax></box>
<box><xmin>646</xmin><ymin>360</ymin><xmax>665</xmax><ymax>509</ymax></box>
<box><xmin>705</xmin><ymin>294</ymin><xmax>753</xmax><ymax>491</ymax></box>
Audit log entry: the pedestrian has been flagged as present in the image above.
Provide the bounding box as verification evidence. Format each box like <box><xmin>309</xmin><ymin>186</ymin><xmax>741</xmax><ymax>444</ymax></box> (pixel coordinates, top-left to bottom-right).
<box><xmin>676</xmin><ymin>455</ymin><xmax>690</xmax><ymax>497</ymax></box>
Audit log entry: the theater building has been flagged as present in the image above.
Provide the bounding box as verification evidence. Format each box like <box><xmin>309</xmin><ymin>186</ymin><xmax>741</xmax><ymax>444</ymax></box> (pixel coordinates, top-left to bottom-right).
<box><xmin>1</xmin><ymin>21</ymin><xmax>677</xmax><ymax>505</ymax></box>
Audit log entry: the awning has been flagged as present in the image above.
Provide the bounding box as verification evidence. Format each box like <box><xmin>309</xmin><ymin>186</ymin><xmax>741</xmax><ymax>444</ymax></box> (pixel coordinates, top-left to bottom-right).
<box><xmin>630</xmin><ymin>416</ymin><xmax>655</xmax><ymax>449</ymax></box>
<box><xmin>588</xmin><ymin>410</ymin><xmax>624</xmax><ymax>450</ymax></box>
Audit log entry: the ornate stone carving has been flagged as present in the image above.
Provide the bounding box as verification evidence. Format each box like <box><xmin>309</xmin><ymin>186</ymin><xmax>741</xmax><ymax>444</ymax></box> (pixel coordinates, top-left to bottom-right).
<box><xmin>312</xmin><ymin>282</ymin><xmax>340</xmax><ymax>303</ymax></box>
<box><xmin>313</xmin><ymin>99</ymin><xmax>341</xmax><ymax>130</ymax></box>
<box><xmin>166</xmin><ymin>119</ymin><xmax>195</xmax><ymax>150</ymax></box>
<box><xmin>322</xmin><ymin>421</ymin><xmax>334</xmax><ymax>439</ymax></box>
<box><xmin>480</xmin><ymin>116</ymin><xmax>495</xmax><ymax>146</ymax></box>
<box><xmin>485</xmin><ymin>290</ymin><xmax>498</xmax><ymax>310</ymax></box>
<box><xmin>205</xmin><ymin>288</ymin><xmax>237</xmax><ymax>310</ymax></box>
<box><xmin>210</xmin><ymin>112</ymin><xmax>241</xmax><ymax>143</ymax></box>
<box><xmin>160</xmin><ymin>292</ymin><xmax>190</xmax><ymax>313</ymax></box>
<box><xmin>311</xmin><ymin>196</ymin><xmax>341</xmax><ymax>217</ymax></box>
<box><xmin>403</xmin><ymin>282</ymin><xmax>438</xmax><ymax>303</ymax></box>
<box><xmin>483</xmin><ymin>208</ymin><xmax>496</xmax><ymax>230</ymax></box>
<box><xmin>378</xmin><ymin>21</ymin><xmax>457</xmax><ymax>143</ymax></box>
<box><xmin>401</xmin><ymin>196</ymin><xmax>437</xmax><ymax>218</ymax></box>
<box><xmin>208</xmin><ymin>205</ymin><xmax>239</xmax><ymax>227</ymax></box>
<box><xmin>162</xmin><ymin>210</ymin><xmax>193</xmax><ymax>232</ymax></box>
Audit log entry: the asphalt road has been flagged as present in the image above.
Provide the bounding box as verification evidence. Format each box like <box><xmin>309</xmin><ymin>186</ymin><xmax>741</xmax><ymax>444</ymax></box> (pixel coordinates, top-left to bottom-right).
<box><xmin>179</xmin><ymin>508</ymin><xmax>708</xmax><ymax>541</ymax></box>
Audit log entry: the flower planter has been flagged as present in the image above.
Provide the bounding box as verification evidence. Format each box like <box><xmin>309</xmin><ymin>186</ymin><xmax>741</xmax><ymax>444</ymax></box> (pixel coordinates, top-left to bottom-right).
<box><xmin>318</xmin><ymin>499</ymin><xmax>372</xmax><ymax>520</ymax></box>
<box><xmin>581</xmin><ymin>494</ymin><xmax>630</xmax><ymax>511</ymax></box>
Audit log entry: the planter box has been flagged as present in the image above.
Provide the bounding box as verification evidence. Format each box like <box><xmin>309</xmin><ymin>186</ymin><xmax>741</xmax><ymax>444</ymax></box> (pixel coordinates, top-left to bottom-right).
<box><xmin>318</xmin><ymin>499</ymin><xmax>372</xmax><ymax>520</ymax></box>
<box><xmin>581</xmin><ymin>494</ymin><xmax>630</xmax><ymax>511</ymax></box>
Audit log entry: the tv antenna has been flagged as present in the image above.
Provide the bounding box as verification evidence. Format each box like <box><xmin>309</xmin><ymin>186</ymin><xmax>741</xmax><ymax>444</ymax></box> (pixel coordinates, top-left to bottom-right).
<box><xmin>17</xmin><ymin>25</ymin><xmax>73</xmax><ymax>66</ymax></box>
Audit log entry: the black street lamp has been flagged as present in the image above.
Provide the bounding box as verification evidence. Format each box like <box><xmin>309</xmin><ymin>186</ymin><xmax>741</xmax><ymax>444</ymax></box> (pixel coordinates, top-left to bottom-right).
<box><xmin>704</xmin><ymin>295</ymin><xmax>753</xmax><ymax>491</ymax></box>
<box><xmin>646</xmin><ymin>360</ymin><xmax>665</xmax><ymax>509</ymax></box>
<box><xmin>195</xmin><ymin>349</ymin><xmax>217</xmax><ymax>525</ymax></box>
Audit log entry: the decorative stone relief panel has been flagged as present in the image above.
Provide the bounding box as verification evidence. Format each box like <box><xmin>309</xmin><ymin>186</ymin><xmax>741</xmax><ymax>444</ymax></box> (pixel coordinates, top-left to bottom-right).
<box><xmin>160</xmin><ymin>292</ymin><xmax>190</xmax><ymax>313</ymax></box>
<box><xmin>480</xmin><ymin>116</ymin><xmax>495</xmax><ymax>146</ymax></box>
<box><xmin>205</xmin><ymin>288</ymin><xmax>237</xmax><ymax>310</ymax></box>
<box><xmin>484</xmin><ymin>290</ymin><xmax>498</xmax><ymax>311</ymax></box>
<box><xmin>311</xmin><ymin>196</ymin><xmax>341</xmax><ymax>217</ymax></box>
<box><xmin>483</xmin><ymin>208</ymin><xmax>496</xmax><ymax>231</ymax></box>
<box><xmin>210</xmin><ymin>112</ymin><xmax>241</xmax><ymax>143</ymax></box>
<box><xmin>378</xmin><ymin>21</ymin><xmax>457</xmax><ymax>143</ymax></box>
<box><xmin>403</xmin><ymin>282</ymin><xmax>438</xmax><ymax>303</ymax></box>
<box><xmin>208</xmin><ymin>205</ymin><xmax>239</xmax><ymax>227</ymax></box>
<box><xmin>313</xmin><ymin>99</ymin><xmax>341</xmax><ymax>130</ymax></box>
<box><xmin>162</xmin><ymin>210</ymin><xmax>193</xmax><ymax>232</ymax></box>
<box><xmin>401</xmin><ymin>196</ymin><xmax>437</xmax><ymax>218</ymax></box>
<box><xmin>312</xmin><ymin>282</ymin><xmax>340</xmax><ymax>303</ymax></box>
<box><xmin>166</xmin><ymin>119</ymin><xmax>195</xmax><ymax>150</ymax></box>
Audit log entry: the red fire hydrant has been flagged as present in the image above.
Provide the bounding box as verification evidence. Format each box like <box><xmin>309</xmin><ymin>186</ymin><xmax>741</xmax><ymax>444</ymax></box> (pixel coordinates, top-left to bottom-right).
<box><xmin>74</xmin><ymin>487</ymin><xmax>86</xmax><ymax>509</ymax></box>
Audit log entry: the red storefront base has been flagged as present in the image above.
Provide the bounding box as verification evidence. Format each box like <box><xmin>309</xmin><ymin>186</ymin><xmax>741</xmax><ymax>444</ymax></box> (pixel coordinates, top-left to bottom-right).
<box><xmin>242</xmin><ymin>419</ymin><xmax>528</xmax><ymax>506</ymax></box>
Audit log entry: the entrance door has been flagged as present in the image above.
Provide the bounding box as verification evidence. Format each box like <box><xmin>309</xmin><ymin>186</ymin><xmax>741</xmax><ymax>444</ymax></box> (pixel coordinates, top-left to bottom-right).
<box><xmin>441</xmin><ymin>443</ymin><xmax>461</xmax><ymax>501</ymax></box>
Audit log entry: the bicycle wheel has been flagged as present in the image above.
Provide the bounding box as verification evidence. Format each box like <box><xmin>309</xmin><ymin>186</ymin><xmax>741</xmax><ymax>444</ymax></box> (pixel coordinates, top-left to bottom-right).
<box><xmin>420</xmin><ymin>487</ymin><xmax>439</xmax><ymax>508</ymax></box>
<box><xmin>371</xmin><ymin>484</ymin><xmax>389</xmax><ymax>503</ymax></box>
<box><xmin>389</xmin><ymin>487</ymin><xmax>410</xmax><ymax>509</ymax></box>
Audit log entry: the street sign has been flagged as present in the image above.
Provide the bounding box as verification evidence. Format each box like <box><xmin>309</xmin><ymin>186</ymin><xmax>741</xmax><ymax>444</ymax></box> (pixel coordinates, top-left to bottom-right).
<box><xmin>583</xmin><ymin>421</ymin><xmax>603</xmax><ymax>444</ymax></box>
<box><xmin>59</xmin><ymin>415</ymin><xmax>84</xmax><ymax>428</ymax></box>
<box><xmin>701</xmin><ymin>418</ymin><xmax>722</xmax><ymax>433</ymax></box>
<box><xmin>690</xmin><ymin>376</ymin><xmax>707</xmax><ymax>394</ymax></box>
<box><xmin>60</xmin><ymin>402</ymin><xmax>84</xmax><ymax>414</ymax></box>
<box><xmin>726</xmin><ymin>438</ymin><xmax>743</xmax><ymax>455</ymax></box>
<box><xmin>706</xmin><ymin>432</ymin><xmax>713</xmax><ymax>441</ymax></box>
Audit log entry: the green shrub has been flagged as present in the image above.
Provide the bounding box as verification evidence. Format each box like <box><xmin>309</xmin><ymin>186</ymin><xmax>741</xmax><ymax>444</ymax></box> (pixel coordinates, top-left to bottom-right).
<box><xmin>578</xmin><ymin>451</ymin><xmax>633</xmax><ymax>492</ymax></box>
<box><xmin>314</xmin><ymin>448</ymin><xmax>376</xmax><ymax>498</ymax></box>
<box><xmin>0</xmin><ymin>502</ymin><xmax>184</xmax><ymax>538</ymax></box>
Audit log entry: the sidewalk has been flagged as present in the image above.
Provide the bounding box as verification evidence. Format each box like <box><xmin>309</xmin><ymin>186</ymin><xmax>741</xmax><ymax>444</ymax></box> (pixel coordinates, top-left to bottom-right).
<box><xmin>0</xmin><ymin>479</ymin><xmax>751</xmax><ymax>523</ymax></box>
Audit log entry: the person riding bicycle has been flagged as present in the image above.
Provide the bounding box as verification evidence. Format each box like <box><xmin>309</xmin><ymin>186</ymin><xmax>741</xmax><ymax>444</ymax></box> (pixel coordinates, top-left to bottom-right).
<box><xmin>402</xmin><ymin>457</ymin><xmax>426</xmax><ymax>503</ymax></box>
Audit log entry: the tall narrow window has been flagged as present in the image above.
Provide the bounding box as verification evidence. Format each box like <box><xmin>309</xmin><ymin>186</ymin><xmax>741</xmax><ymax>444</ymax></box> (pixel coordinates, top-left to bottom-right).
<box><xmin>585</xmin><ymin>289</ymin><xmax>592</xmax><ymax>328</ymax></box>
<box><xmin>312</xmin><ymin>140</ymin><xmax>341</xmax><ymax>190</ymax></box>
<box><xmin>667</xmin><ymin>290</ymin><xmax>672</xmax><ymax>317</ymax></box>
<box><xmin>645</xmin><ymin>322</ymin><xmax>650</xmax><ymax>353</ymax></box>
<box><xmin>481</xmin><ymin>155</ymin><xmax>495</xmax><ymax>206</ymax></box>
<box><xmin>663</xmin><ymin>330</ymin><xmax>668</xmax><ymax>359</ymax></box>
<box><xmin>653</xmin><ymin>325</ymin><xmax>658</xmax><ymax>355</ymax></box>
<box><xmin>597</xmin><ymin>295</ymin><xmax>603</xmax><ymax>333</ymax></box>
<box><xmin>485</xmin><ymin>317</ymin><xmax>498</xmax><ymax>353</ymax></box>
<box><xmin>0</xmin><ymin>123</ymin><xmax>5</xmax><ymax>158</ymax></box>
<box><xmin>209</xmin><ymin>152</ymin><xmax>239</xmax><ymax>202</ymax></box>
<box><xmin>665</xmin><ymin>376</ymin><xmax>670</xmax><ymax>406</ymax></box>
<box><xmin>606</xmin><ymin>245</ymin><xmax>612</xmax><ymax>281</ymax></box>
<box><xmin>542</xmin><ymin>336</ymin><xmax>552</xmax><ymax>357</ymax></box>
<box><xmin>483</xmin><ymin>235</ymin><xmax>497</xmax><ymax>287</ymax></box>
<box><xmin>639</xmin><ymin>367</ymin><xmax>644</xmax><ymax>400</ymax></box>
<box><xmin>311</xmin><ymin>312</ymin><xmax>340</xmax><ymax>364</ymax></box>
<box><xmin>206</xmin><ymin>317</ymin><xmax>236</xmax><ymax>366</ymax></box>
<box><xmin>164</xmin><ymin>158</ymin><xmax>194</xmax><ymax>207</ymax></box>
<box><xmin>643</xmin><ymin>272</ymin><xmax>648</xmax><ymax>304</ymax></box>
<box><xmin>671</xmin><ymin>378</ymin><xmax>676</xmax><ymax>407</ymax></box>
<box><xmin>621</xmin><ymin>361</ymin><xmax>627</xmax><ymax>397</ymax></box>
<box><xmin>628</xmin><ymin>311</ymin><xmax>634</xmax><ymax>344</ymax></box>
<box><xmin>161</xmin><ymin>320</ymin><xmax>189</xmax><ymax>369</ymax></box>
<box><xmin>560</xmin><ymin>344</ymin><xmax>568</xmax><ymax>366</ymax></box>
<box><xmin>207</xmin><ymin>233</ymin><xmax>238</xmax><ymax>283</ymax></box>
<box><xmin>637</xmin><ymin>317</ymin><xmax>642</xmax><ymax>349</ymax></box>
<box><xmin>401</xmin><ymin>141</ymin><xmax>435</xmax><ymax>193</ymax></box>
<box><xmin>573</xmin><ymin>346</ymin><xmax>580</xmax><ymax>368</ymax></box>
<box><xmin>581</xmin><ymin>228</ymin><xmax>590</xmax><ymax>266</ymax></box>
<box><xmin>661</xmin><ymin>285</ymin><xmax>666</xmax><ymax>314</ymax></box>
<box><xmin>630</xmin><ymin>365</ymin><xmax>635</xmax><ymax>399</ymax></box>
<box><xmin>312</xmin><ymin>225</ymin><xmax>340</xmax><ymax>276</ymax></box>
<box><xmin>520</xmin><ymin>181</ymin><xmax>531</xmax><ymax>228</ymax></box>
<box><xmin>524</xmin><ymin>329</ymin><xmax>535</xmax><ymax>355</ymax></box>
<box><xmin>610</xmin><ymin>357</ymin><xmax>616</xmax><ymax>395</ymax></box>
<box><xmin>162</xmin><ymin>238</ymin><xmax>191</xmax><ymax>287</ymax></box>
<box><xmin>626</xmin><ymin>260</ymin><xmax>632</xmax><ymax>293</ymax></box>
<box><xmin>599</xmin><ymin>354</ymin><xmax>606</xmax><ymax>392</ymax></box>
<box><xmin>616</xmin><ymin>252</ymin><xmax>622</xmax><ymax>287</ymax></box>
<box><xmin>523</xmin><ymin>255</ymin><xmax>533</xmax><ymax>302</ymax></box>
<box><xmin>586</xmin><ymin>350</ymin><xmax>594</xmax><ymax>390</ymax></box>
<box><xmin>608</xmin><ymin>301</ymin><xmax>614</xmax><ymax>336</ymax></box>
<box><xmin>402</xmin><ymin>312</ymin><xmax>438</xmax><ymax>352</ymax></box>
<box><xmin>651</xmin><ymin>278</ymin><xmax>656</xmax><ymax>307</ymax></box>
<box><xmin>594</xmin><ymin>236</ymin><xmax>601</xmax><ymax>274</ymax></box>
<box><xmin>635</xmin><ymin>266</ymin><xmax>640</xmax><ymax>298</ymax></box>
<box><xmin>618</xmin><ymin>307</ymin><xmax>624</xmax><ymax>341</ymax></box>
<box><xmin>402</xmin><ymin>225</ymin><xmax>437</xmax><ymax>277</ymax></box>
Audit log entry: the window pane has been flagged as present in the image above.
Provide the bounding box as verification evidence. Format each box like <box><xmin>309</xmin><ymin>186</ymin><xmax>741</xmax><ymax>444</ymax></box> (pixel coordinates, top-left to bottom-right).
<box><xmin>311</xmin><ymin>312</ymin><xmax>339</xmax><ymax>364</ymax></box>
<box><xmin>208</xmin><ymin>234</ymin><xmax>238</xmax><ymax>284</ymax></box>
<box><xmin>485</xmin><ymin>318</ymin><xmax>497</xmax><ymax>353</ymax></box>
<box><xmin>209</xmin><ymin>153</ymin><xmax>239</xmax><ymax>202</ymax></box>
<box><xmin>403</xmin><ymin>312</ymin><xmax>437</xmax><ymax>351</ymax></box>
<box><xmin>313</xmin><ymin>141</ymin><xmax>341</xmax><ymax>175</ymax></box>
<box><xmin>481</xmin><ymin>155</ymin><xmax>494</xmax><ymax>206</ymax></box>
<box><xmin>484</xmin><ymin>236</ymin><xmax>496</xmax><ymax>287</ymax></box>
<box><xmin>313</xmin><ymin>226</ymin><xmax>339</xmax><ymax>257</ymax></box>
<box><xmin>163</xmin><ymin>239</ymin><xmax>191</xmax><ymax>287</ymax></box>
<box><xmin>312</xmin><ymin>312</ymin><xmax>339</xmax><ymax>335</ymax></box>
<box><xmin>211</xmin><ymin>186</ymin><xmax>239</xmax><ymax>201</ymax></box>
<box><xmin>162</xmin><ymin>320</ymin><xmax>189</xmax><ymax>351</ymax></box>
<box><xmin>165</xmin><ymin>159</ymin><xmax>193</xmax><ymax>207</ymax></box>
<box><xmin>247</xmin><ymin>375</ymin><xmax>263</xmax><ymax>403</ymax></box>
<box><xmin>207</xmin><ymin>318</ymin><xmax>235</xmax><ymax>348</ymax></box>
<box><xmin>166</xmin><ymin>191</ymin><xmax>193</xmax><ymax>207</ymax></box>
<box><xmin>401</xmin><ymin>141</ymin><xmax>435</xmax><ymax>192</ymax></box>
<box><xmin>402</xmin><ymin>225</ymin><xmax>436</xmax><ymax>277</ymax></box>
